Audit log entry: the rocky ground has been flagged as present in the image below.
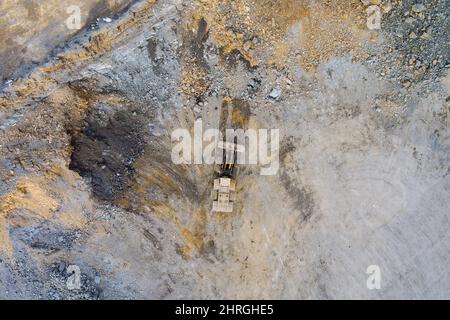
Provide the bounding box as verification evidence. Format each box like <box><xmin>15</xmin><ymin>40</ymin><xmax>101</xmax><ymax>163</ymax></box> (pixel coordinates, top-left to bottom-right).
<box><xmin>0</xmin><ymin>0</ymin><xmax>449</xmax><ymax>299</ymax></box>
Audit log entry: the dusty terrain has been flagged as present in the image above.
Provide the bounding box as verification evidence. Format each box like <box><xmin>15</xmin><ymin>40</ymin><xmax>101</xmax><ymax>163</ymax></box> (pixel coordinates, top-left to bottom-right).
<box><xmin>0</xmin><ymin>0</ymin><xmax>449</xmax><ymax>299</ymax></box>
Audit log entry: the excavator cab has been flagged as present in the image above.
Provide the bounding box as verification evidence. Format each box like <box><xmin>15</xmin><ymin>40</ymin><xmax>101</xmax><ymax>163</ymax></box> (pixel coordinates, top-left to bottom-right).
<box><xmin>220</xmin><ymin>162</ymin><xmax>235</xmax><ymax>178</ymax></box>
<box><xmin>220</xmin><ymin>141</ymin><xmax>237</xmax><ymax>178</ymax></box>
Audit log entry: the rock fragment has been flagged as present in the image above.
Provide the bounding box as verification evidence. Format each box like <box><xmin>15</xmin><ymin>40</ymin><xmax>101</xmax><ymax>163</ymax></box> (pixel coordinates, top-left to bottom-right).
<box><xmin>268</xmin><ymin>87</ymin><xmax>281</xmax><ymax>100</ymax></box>
<box><xmin>412</xmin><ymin>4</ymin><xmax>426</xmax><ymax>13</ymax></box>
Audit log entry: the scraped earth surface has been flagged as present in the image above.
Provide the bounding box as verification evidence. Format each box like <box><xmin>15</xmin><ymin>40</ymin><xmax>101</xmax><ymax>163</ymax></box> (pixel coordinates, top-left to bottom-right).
<box><xmin>0</xmin><ymin>0</ymin><xmax>449</xmax><ymax>299</ymax></box>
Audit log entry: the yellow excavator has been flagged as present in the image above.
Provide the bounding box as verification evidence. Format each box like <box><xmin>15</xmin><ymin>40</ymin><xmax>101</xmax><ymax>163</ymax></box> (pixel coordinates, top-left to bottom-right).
<box><xmin>212</xmin><ymin>138</ymin><xmax>238</xmax><ymax>213</ymax></box>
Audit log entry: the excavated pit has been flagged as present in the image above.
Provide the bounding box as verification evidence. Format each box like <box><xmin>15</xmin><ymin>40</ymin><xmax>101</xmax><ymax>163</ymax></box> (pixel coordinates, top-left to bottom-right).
<box><xmin>0</xmin><ymin>0</ymin><xmax>449</xmax><ymax>299</ymax></box>
<box><xmin>69</xmin><ymin>106</ymin><xmax>147</xmax><ymax>201</ymax></box>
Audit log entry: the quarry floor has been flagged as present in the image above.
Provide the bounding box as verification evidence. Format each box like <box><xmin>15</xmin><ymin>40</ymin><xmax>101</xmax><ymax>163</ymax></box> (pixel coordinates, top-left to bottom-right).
<box><xmin>0</xmin><ymin>0</ymin><xmax>449</xmax><ymax>299</ymax></box>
